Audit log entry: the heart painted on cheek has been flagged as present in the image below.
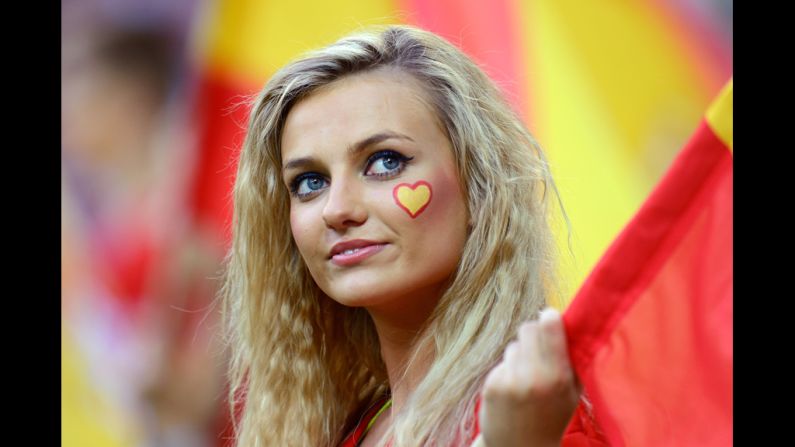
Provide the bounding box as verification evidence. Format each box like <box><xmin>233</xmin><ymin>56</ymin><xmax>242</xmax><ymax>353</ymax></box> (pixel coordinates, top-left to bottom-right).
<box><xmin>393</xmin><ymin>181</ymin><xmax>432</xmax><ymax>218</ymax></box>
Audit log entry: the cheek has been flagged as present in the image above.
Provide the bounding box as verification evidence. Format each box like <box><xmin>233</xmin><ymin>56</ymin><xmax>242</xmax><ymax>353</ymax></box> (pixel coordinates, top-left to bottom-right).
<box><xmin>425</xmin><ymin>175</ymin><xmax>468</xmax><ymax>254</ymax></box>
<box><xmin>420</xmin><ymin>169</ymin><xmax>466</xmax><ymax>225</ymax></box>
<box><xmin>289</xmin><ymin>208</ymin><xmax>315</xmax><ymax>260</ymax></box>
<box><xmin>388</xmin><ymin>172</ymin><xmax>467</xmax><ymax>254</ymax></box>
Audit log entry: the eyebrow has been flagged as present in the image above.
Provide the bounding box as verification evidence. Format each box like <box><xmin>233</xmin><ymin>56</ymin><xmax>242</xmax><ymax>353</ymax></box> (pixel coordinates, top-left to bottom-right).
<box><xmin>282</xmin><ymin>131</ymin><xmax>415</xmax><ymax>173</ymax></box>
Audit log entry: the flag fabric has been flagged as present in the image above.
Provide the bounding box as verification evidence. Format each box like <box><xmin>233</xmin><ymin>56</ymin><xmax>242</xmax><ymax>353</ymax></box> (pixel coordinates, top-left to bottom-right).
<box><xmin>563</xmin><ymin>79</ymin><xmax>733</xmax><ymax>446</ymax></box>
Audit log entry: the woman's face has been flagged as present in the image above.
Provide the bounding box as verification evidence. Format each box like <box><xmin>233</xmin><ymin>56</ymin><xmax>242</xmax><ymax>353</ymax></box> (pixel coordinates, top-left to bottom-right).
<box><xmin>281</xmin><ymin>70</ymin><xmax>468</xmax><ymax>316</ymax></box>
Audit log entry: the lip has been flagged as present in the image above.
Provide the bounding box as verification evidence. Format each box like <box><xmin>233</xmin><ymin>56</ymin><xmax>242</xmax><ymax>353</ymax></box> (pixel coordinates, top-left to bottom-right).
<box><xmin>329</xmin><ymin>239</ymin><xmax>387</xmax><ymax>266</ymax></box>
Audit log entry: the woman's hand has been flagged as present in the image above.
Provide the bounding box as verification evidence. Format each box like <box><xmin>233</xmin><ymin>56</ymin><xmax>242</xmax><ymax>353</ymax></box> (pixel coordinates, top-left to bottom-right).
<box><xmin>479</xmin><ymin>308</ymin><xmax>581</xmax><ymax>447</ymax></box>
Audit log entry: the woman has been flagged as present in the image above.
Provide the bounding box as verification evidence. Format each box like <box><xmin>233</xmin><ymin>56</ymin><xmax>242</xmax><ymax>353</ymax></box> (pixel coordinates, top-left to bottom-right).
<box><xmin>221</xmin><ymin>25</ymin><xmax>605</xmax><ymax>446</ymax></box>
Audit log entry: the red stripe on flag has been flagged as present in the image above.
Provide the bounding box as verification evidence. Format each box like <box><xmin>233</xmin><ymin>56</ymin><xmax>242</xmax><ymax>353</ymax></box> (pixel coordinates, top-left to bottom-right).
<box><xmin>190</xmin><ymin>70</ymin><xmax>257</xmax><ymax>247</ymax></box>
<box><xmin>399</xmin><ymin>0</ymin><xmax>528</xmax><ymax>118</ymax></box>
<box><xmin>564</xmin><ymin>120</ymin><xmax>733</xmax><ymax>446</ymax></box>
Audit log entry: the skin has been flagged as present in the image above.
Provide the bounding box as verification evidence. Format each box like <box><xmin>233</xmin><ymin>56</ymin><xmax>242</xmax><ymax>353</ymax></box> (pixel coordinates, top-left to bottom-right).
<box><xmin>281</xmin><ymin>69</ymin><xmax>468</xmax><ymax>428</ymax></box>
<box><xmin>479</xmin><ymin>308</ymin><xmax>582</xmax><ymax>447</ymax></box>
<box><xmin>280</xmin><ymin>69</ymin><xmax>579</xmax><ymax>447</ymax></box>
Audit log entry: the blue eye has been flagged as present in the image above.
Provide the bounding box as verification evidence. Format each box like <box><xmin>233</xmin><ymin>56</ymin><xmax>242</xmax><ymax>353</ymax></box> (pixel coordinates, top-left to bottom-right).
<box><xmin>365</xmin><ymin>150</ymin><xmax>413</xmax><ymax>177</ymax></box>
<box><xmin>290</xmin><ymin>173</ymin><xmax>328</xmax><ymax>198</ymax></box>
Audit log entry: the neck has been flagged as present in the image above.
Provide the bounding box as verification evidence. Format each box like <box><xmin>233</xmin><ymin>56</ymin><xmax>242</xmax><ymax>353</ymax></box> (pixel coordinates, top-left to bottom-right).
<box><xmin>365</xmin><ymin>283</ymin><xmax>444</xmax><ymax>415</ymax></box>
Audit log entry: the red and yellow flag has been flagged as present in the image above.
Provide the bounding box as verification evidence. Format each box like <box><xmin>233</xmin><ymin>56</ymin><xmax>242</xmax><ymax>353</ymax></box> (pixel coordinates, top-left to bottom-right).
<box><xmin>564</xmin><ymin>79</ymin><xmax>733</xmax><ymax>446</ymax></box>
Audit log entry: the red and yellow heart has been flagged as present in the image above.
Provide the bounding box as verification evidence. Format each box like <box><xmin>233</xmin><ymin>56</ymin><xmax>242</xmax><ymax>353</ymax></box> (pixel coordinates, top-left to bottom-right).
<box><xmin>393</xmin><ymin>181</ymin><xmax>432</xmax><ymax>218</ymax></box>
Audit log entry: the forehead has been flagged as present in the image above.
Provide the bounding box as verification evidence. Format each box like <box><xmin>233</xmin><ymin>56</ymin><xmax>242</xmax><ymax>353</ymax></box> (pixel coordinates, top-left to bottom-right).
<box><xmin>280</xmin><ymin>70</ymin><xmax>443</xmax><ymax>158</ymax></box>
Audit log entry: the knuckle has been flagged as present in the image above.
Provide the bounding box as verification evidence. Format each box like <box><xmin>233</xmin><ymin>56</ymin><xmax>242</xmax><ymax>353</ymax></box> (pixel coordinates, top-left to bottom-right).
<box><xmin>484</xmin><ymin>373</ymin><xmax>527</xmax><ymax>400</ymax></box>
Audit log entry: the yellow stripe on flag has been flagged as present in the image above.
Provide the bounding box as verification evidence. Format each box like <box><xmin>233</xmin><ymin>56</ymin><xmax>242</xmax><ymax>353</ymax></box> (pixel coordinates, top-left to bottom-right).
<box><xmin>195</xmin><ymin>0</ymin><xmax>400</xmax><ymax>85</ymax></box>
<box><xmin>706</xmin><ymin>78</ymin><xmax>733</xmax><ymax>152</ymax></box>
<box><xmin>517</xmin><ymin>0</ymin><xmax>653</xmax><ymax>301</ymax></box>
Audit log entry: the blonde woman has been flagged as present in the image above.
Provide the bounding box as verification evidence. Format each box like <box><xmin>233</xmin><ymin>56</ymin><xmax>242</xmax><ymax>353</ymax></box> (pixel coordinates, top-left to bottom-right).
<box><xmin>221</xmin><ymin>25</ymin><xmax>607</xmax><ymax>447</ymax></box>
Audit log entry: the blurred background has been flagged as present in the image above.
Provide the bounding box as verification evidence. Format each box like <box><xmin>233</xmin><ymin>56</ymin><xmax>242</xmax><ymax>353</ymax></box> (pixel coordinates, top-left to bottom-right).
<box><xmin>61</xmin><ymin>0</ymin><xmax>732</xmax><ymax>446</ymax></box>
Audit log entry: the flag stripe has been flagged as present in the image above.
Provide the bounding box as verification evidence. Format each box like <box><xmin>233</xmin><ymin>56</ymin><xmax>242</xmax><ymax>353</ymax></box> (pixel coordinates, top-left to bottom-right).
<box><xmin>706</xmin><ymin>79</ymin><xmax>733</xmax><ymax>152</ymax></box>
<box><xmin>564</xmin><ymin>118</ymin><xmax>731</xmax><ymax>369</ymax></box>
<box><xmin>189</xmin><ymin>70</ymin><xmax>257</xmax><ymax>245</ymax></box>
<box><xmin>563</xmin><ymin>110</ymin><xmax>732</xmax><ymax>446</ymax></box>
<box><xmin>197</xmin><ymin>0</ymin><xmax>399</xmax><ymax>86</ymax></box>
<box><xmin>588</xmin><ymin>160</ymin><xmax>732</xmax><ymax>445</ymax></box>
<box><xmin>398</xmin><ymin>0</ymin><xmax>528</xmax><ymax>118</ymax></box>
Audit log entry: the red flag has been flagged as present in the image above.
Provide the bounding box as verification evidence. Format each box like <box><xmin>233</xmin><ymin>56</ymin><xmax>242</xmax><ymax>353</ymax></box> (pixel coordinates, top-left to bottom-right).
<box><xmin>563</xmin><ymin>79</ymin><xmax>733</xmax><ymax>446</ymax></box>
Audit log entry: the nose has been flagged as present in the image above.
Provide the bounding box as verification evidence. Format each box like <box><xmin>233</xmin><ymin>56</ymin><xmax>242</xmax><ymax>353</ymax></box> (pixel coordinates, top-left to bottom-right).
<box><xmin>322</xmin><ymin>177</ymin><xmax>367</xmax><ymax>230</ymax></box>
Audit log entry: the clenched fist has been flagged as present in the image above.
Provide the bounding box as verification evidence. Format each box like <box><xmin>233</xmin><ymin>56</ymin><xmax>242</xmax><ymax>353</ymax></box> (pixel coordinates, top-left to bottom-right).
<box><xmin>478</xmin><ymin>308</ymin><xmax>581</xmax><ymax>447</ymax></box>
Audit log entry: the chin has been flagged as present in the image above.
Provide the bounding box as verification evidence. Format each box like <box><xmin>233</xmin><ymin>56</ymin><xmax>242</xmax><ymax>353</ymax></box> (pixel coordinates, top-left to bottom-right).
<box><xmin>326</xmin><ymin>285</ymin><xmax>394</xmax><ymax>308</ymax></box>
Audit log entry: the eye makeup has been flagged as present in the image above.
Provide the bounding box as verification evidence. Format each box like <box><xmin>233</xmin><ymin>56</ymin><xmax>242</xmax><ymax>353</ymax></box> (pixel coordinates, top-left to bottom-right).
<box><xmin>289</xmin><ymin>172</ymin><xmax>328</xmax><ymax>199</ymax></box>
<box><xmin>364</xmin><ymin>149</ymin><xmax>414</xmax><ymax>179</ymax></box>
<box><xmin>287</xmin><ymin>149</ymin><xmax>415</xmax><ymax>200</ymax></box>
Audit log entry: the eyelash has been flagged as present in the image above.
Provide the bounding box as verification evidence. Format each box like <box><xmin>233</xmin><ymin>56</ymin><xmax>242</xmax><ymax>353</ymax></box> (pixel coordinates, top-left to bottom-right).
<box><xmin>288</xmin><ymin>150</ymin><xmax>414</xmax><ymax>200</ymax></box>
<box><xmin>365</xmin><ymin>150</ymin><xmax>414</xmax><ymax>178</ymax></box>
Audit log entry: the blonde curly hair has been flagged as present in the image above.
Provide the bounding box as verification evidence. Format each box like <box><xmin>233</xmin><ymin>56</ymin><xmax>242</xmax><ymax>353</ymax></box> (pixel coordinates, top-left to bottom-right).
<box><xmin>220</xmin><ymin>24</ymin><xmax>568</xmax><ymax>447</ymax></box>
